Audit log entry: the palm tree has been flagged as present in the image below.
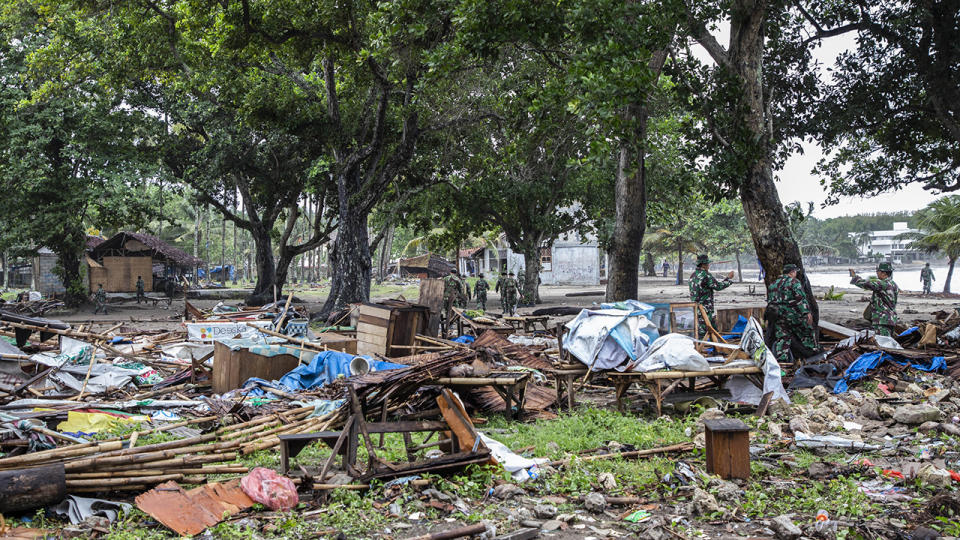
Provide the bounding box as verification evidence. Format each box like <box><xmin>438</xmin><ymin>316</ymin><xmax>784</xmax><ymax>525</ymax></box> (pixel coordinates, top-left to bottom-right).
<box><xmin>902</xmin><ymin>196</ymin><xmax>960</xmax><ymax>293</ymax></box>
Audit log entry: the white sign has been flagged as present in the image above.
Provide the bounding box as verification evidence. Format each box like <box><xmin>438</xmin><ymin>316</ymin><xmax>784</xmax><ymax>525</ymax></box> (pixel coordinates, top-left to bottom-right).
<box><xmin>186</xmin><ymin>320</ymin><xmax>273</xmax><ymax>342</ymax></box>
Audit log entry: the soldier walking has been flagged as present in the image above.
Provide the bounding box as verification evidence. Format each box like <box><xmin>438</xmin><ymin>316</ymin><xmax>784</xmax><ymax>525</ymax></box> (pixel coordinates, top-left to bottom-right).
<box><xmin>850</xmin><ymin>262</ymin><xmax>899</xmax><ymax>336</ymax></box>
<box><xmin>474</xmin><ymin>273</ymin><xmax>489</xmax><ymax>311</ymax></box>
<box><xmin>688</xmin><ymin>254</ymin><xmax>733</xmax><ymax>338</ymax></box>
<box><xmin>921</xmin><ymin>263</ymin><xmax>935</xmax><ymax>295</ymax></box>
<box><xmin>442</xmin><ymin>269</ymin><xmax>463</xmax><ymax>332</ymax></box>
<box><xmin>503</xmin><ymin>271</ymin><xmax>520</xmax><ymax>316</ymax></box>
<box><xmin>136</xmin><ymin>275</ymin><xmax>146</xmax><ymax>304</ymax></box>
<box><xmin>516</xmin><ymin>271</ymin><xmax>526</xmax><ymax>304</ymax></box>
<box><xmin>494</xmin><ymin>272</ymin><xmax>507</xmax><ymax>313</ymax></box>
<box><xmin>766</xmin><ymin>264</ymin><xmax>817</xmax><ymax>364</ymax></box>
<box><xmin>93</xmin><ymin>283</ymin><xmax>108</xmax><ymax>315</ymax></box>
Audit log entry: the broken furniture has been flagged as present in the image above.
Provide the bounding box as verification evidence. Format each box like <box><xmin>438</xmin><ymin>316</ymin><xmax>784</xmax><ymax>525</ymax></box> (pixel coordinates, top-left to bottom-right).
<box><xmin>544</xmin><ymin>364</ymin><xmax>590</xmax><ymax>411</ymax></box>
<box><xmin>212</xmin><ymin>339</ymin><xmax>302</xmax><ymax>393</ymax></box>
<box><xmin>450</xmin><ymin>307</ymin><xmax>514</xmax><ymax>338</ymax></box>
<box><xmin>703</xmin><ymin>418</ymin><xmax>751</xmax><ymax>480</ymax></box>
<box><xmin>607</xmin><ymin>366</ymin><xmax>764</xmax><ymax>415</ymax></box>
<box><xmin>429</xmin><ymin>371</ymin><xmax>531</xmax><ymax>420</ymax></box>
<box><xmin>357</xmin><ymin>301</ymin><xmax>430</xmax><ymax>357</ymax></box>
<box><xmin>503</xmin><ymin>315</ymin><xmax>551</xmax><ymax>333</ymax></box>
<box><xmin>0</xmin><ymin>311</ymin><xmax>70</xmax><ymax>348</ymax></box>
<box><xmin>279</xmin><ymin>388</ymin><xmax>492</xmax><ymax>482</ymax></box>
<box><xmin>314</xmin><ymin>332</ymin><xmax>358</xmax><ymax>355</ymax></box>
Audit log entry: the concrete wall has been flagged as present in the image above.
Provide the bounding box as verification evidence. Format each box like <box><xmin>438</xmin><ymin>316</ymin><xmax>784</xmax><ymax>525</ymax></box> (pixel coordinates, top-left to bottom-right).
<box><xmin>32</xmin><ymin>254</ymin><xmax>65</xmax><ymax>296</ymax></box>
<box><xmin>541</xmin><ymin>245</ymin><xmax>601</xmax><ymax>285</ymax></box>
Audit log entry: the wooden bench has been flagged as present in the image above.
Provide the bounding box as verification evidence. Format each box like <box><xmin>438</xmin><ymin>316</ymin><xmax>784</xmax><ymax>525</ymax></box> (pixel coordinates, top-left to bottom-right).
<box><xmin>503</xmin><ymin>316</ymin><xmax>551</xmax><ymax>333</ymax></box>
<box><xmin>543</xmin><ymin>365</ymin><xmax>590</xmax><ymax>411</ymax></box>
<box><xmin>429</xmin><ymin>372</ymin><xmax>531</xmax><ymax>420</ymax></box>
<box><xmin>606</xmin><ymin>366</ymin><xmax>764</xmax><ymax>415</ymax></box>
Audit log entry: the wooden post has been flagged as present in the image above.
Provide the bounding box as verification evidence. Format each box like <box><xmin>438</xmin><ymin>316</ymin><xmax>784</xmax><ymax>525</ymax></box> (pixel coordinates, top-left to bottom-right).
<box><xmin>703</xmin><ymin>418</ymin><xmax>750</xmax><ymax>480</ymax></box>
<box><xmin>0</xmin><ymin>464</ymin><xmax>66</xmax><ymax>513</ymax></box>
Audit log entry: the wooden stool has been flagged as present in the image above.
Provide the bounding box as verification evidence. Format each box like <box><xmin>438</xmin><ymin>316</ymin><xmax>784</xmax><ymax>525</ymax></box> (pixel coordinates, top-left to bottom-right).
<box><xmin>703</xmin><ymin>418</ymin><xmax>750</xmax><ymax>480</ymax></box>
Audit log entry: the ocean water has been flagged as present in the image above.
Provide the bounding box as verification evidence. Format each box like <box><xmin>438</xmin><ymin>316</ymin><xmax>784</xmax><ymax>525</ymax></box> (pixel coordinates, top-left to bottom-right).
<box><xmin>806</xmin><ymin>266</ymin><xmax>951</xmax><ymax>292</ymax></box>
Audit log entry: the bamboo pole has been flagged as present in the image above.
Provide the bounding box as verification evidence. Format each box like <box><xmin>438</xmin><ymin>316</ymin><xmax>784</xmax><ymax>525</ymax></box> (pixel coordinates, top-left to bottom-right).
<box><xmin>546</xmin><ymin>442</ymin><xmax>693</xmax><ymax>467</ymax></box>
<box><xmin>94</xmin><ymin>452</ymin><xmax>240</xmax><ymax>472</ymax></box>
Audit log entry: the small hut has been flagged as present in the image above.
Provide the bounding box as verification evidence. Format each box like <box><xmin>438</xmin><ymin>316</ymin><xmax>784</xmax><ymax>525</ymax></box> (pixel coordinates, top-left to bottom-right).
<box><xmin>397</xmin><ymin>253</ymin><xmax>454</xmax><ymax>278</ymax></box>
<box><xmin>87</xmin><ymin>232</ymin><xmax>202</xmax><ymax>292</ymax></box>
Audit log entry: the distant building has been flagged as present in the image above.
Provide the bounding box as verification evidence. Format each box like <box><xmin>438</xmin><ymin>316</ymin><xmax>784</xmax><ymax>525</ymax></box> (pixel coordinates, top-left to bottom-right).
<box><xmin>854</xmin><ymin>222</ymin><xmax>921</xmax><ymax>262</ymax></box>
<box><xmin>87</xmin><ymin>231</ymin><xmax>203</xmax><ymax>292</ymax></box>
<box><xmin>467</xmin><ymin>232</ymin><xmax>606</xmax><ymax>286</ymax></box>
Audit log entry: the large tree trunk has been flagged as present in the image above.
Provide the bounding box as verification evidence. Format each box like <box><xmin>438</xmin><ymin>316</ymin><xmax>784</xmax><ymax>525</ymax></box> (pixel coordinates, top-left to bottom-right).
<box><xmin>54</xmin><ymin>246</ymin><xmax>84</xmax><ymax>307</ymax></box>
<box><xmin>605</xmin><ymin>50</ymin><xmax>669</xmax><ymax>303</ymax></box>
<box><xmin>247</xmin><ymin>223</ymin><xmax>277</xmax><ymax>305</ymax></box>
<box><xmin>729</xmin><ymin>0</ymin><xmax>818</xmax><ymax>325</ymax></box>
<box><xmin>735</xmin><ymin>251</ymin><xmax>743</xmax><ymax>282</ymax></box>
<box><xmin>518</xmin><ymin>240</ymin><xmax>543</xmax><ymax>304</ymax></box>
<box><xmin>945</xmin><ymin>256</ymin><xmax>956</xmax><ymax>294</ymax></box>
<box><xmin>320</xmin><ymin>185</ymin><xmax>372</xmax><ymax>315</ymax></box>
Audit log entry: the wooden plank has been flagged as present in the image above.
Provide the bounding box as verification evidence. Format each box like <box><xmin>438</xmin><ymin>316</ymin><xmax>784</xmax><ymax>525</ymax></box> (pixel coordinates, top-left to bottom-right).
<box><xmin>356</xmin><ymin>331</ymin><xmax>389</xmax><ymax>346</ymax></box>
<box><xmin>358</xmin><ymin>313</ymin><xmax>391</xmax><ymax>328</ymax></box>
<box><xmin>436</xmin><ymin>390</ymin><xmax>482</xmax><ymax>458</ymax></box>
<box><xmin>818</xmin><ymin>319</ymin><xmax>856</xmax><ymax>339</ymax></box>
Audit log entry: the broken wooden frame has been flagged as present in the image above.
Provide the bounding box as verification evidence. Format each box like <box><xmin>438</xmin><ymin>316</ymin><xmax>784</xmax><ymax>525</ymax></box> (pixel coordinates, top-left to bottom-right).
<box><xmin>607</xmin><ymin>366</ymin><xmax>764</xmax><ymax>415</ymax></box>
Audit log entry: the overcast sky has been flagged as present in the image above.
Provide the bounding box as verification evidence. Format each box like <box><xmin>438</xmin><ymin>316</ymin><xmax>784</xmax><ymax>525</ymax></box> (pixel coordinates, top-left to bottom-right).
<box><xmin>693</xmin><ymin>23</ymin><xmax>943</xmax><ymax>220</ymax></box>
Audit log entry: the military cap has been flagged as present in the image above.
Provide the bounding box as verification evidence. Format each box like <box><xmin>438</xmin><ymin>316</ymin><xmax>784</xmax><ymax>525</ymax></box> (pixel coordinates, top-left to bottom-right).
<box><xmin>877</xmin><ymin>262</ymin><xmax>893</xmax><ymax>273</ymax></box>
<box><xmin>696</xmin><ymin>254</ymin><xmax>710</xmax><ymax>265</ymax></box>
<box><xmin>783</xmin><ymin>263</ymin><xmax>799</xmax><ymax>273</ymax></box>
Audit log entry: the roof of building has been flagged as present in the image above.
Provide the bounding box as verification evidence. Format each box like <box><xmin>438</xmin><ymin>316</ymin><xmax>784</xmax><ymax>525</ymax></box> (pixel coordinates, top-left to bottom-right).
<box><xmin>90</xmin><ymin>231</ymin><xmax>203</xmax><ymax>267</ymax></box>
<box><xmin>458</xmin><ymin>247</ymin><xmax>484</xmax><ymax>258</ymax></box>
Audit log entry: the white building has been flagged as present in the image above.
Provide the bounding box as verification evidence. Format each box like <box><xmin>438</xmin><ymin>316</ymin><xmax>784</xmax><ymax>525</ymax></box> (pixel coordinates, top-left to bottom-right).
<box><xmin>855</xmin><ymin>222</ymin><xmax>921</xmax><ymax>262</ymax></box>
<box><xmin>460</xmin><ymin>231</ymin><xmax>607</xmax><ymax>286</ymax></box>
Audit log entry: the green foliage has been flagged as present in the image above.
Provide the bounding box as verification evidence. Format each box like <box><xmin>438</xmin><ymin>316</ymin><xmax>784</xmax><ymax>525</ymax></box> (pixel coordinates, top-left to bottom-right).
<box><xmin>742</xmin><ymin>477</ymin><xmax>879</xmax><ymax>519</ymax></box>
<box><xmin>823</xmin><ymin>286</ymin><xmax>846</xmax><ymax>301</ymax></box>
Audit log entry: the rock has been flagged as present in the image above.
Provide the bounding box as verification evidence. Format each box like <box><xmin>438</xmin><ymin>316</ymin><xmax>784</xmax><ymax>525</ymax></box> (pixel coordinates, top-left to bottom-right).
<box><xmin>687</xmin><ymin>487</ymin><xmax>723</xmax><ymax>516</ymax></box>
<box><xmin>905</xmin><ymin>383</ymin><xmax>924</xmax><ymax>395</ymax></box>
<box><xmin>917</xmin><ymin>464</ymin><xmax>952</xmax><ymax>488</ymax></box>
<box><xmin>693</xmin><ymin>432</ymin><xmax>706</xmax><ymax>448</ymax></box>
<box><xmin>597</xmin><ymin>472</ymin><xmax>617</xmax><ymax>491</ymax></box>
<box><xmin>711</xmin><ymin>480</ymin><xmax>742</xmax><ymax>504</ymax></box>
<box><xmin>606</xmin><ymin>440</ymin><xmax>623</xmax><ymax>453</ymax></box>
<box><xmin>918</xmin><ymin>421</ymin><xmax>940</xmax><ymax>433</ymax></box>
<box><xmin>545</xmin><ymin>441</ymin><xmax>560</xmax><ymax>453</ymax></box>
<box><xmin>879</xmin><ymin>404</ymin><xmax>897</xmax><ymax>419</ymax></box>
<box><xmin>893</xmin><ymin>404</ymin><xmax>941</xmax><ymax>425</ymax></box>
<box><xmin>929</xmin><ymin>390</ymin><xmax>951</xmax><ymax>404</ymax></box>
<box><xmin>422</xmin><ymin>488</ymin><xmax>452</xmax><ymax>502</ymax></box>
<box><xmin>699</xmin><ymin>407</ymin><xmax>725</xmax><ymax>422</ymax></box>
<box><xmin>520</xmin><ymin>520</ymin><xmax>543</xmax><ymax>529</ymax></box>
<box><xmin>583</xmin><ymin>492</ymin><xmax>607</xmax><ymax>513</ymax></box>
<box><xmin>492</xmin><ymin>484</ymin><xmax>525</xmax><ymax>499</ymax></box>
<box><xmin>533</xmin><ymin>504</ymin><xmax>557</xmax><ymax>520</ymax></box>
<box><xmin>789</xmin><ymin>417</ymin><xmax>811</xmax><ymax>434</ymax></box>
<box><xmin>860</xmin><ymin>398</ymin><xmax>882</xmax><ymax>420</ymax></box>
<box><xmin>939</xmin><ymin>422</ymin><xmax>960</xmax><ymax>436</ymax></box>
<box><xmin>810</xmin><ymin>385</ymin><xmax>830</xmax><ymax>402</ymax></box>
<box><xmin>770</xmin><ymin>515</ymin><xmax>802</xmax><ymax>539</ymax></box>
<box><xmin>768</xmin><ymin>422</ymin><xmax>783</xmax><ymax>438</ymax></box>
<box><xmin>541</xmin><ymin>520</ymin><xmax>563</xmax><ymax>532</ymax></box>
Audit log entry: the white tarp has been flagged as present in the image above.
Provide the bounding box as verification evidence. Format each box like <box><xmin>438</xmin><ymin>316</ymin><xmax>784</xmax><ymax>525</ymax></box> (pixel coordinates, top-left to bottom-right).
<box><xmin>185</xmin><ymin>320</ymin><xmax>272</xmax><ymax>342</ymax></box>
<box><xmin>563</xmin><ymin>305</ymin><xmax>659</xmax><ymax>370</ymax></box>
<box><xmin>630</xmin><ymin>333</ymin><xmax>710</xmax><ymax>373</ymax></box>
<box><xmin>722</xmin><ymin>317</ymin><xmax>790</xmax><ymax>404</ymax></box>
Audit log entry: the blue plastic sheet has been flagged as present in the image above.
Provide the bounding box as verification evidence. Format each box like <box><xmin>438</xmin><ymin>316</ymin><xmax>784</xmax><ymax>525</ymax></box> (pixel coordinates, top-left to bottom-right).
<box><xmin>722</xmin><ymin>315</ymin><xmax>749</xmax><ymax>340</ymax></box>
<box><xmin>240</xmin><ymin>350</ymin><xmax>407</xmax><ymax>398</ymax></box>
<box><xmin>833</xmin><ymin>351</ymin><xmax>947</xmax><ymax>393</ymax></box>
<box><xmin>898</xmin><ymin>327</ymin><xmax>919</xmax><ymax>337</ymax></box>
<box><xmin>452</xmin><ymin>335</ymin><xmax>475</xmax><ymax>344</ymax></box>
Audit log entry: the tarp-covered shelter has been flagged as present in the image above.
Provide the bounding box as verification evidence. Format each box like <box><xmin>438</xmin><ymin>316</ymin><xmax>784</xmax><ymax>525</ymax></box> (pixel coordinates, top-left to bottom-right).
<box><xmin>87</xmin><ymin>232</ymin><xmax>202</xmax><ymax>292</ymax></box>
<box><xmin>398</xmin><ymin>252</ymin><xmax>454</xmax><ymax>278</ymax></box>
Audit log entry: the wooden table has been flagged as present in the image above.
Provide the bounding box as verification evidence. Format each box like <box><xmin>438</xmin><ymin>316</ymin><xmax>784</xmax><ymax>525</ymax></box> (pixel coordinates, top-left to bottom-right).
<box><xmin>543</xmin><ymin>366</ymin><xmax>590</xmax><ymax>411</ymax></box>
<box><xmin>607</xmin><ymin>366</ymin><xmax>764</xmax><ymax>415</ymax></box>
<box><xmin>503</xmin><ymin>316</ymin><xmax>551</xmax><ymax>333</ymax></box>
<box><xmin>430</xmin><ymin>372</ymin><xmax>531</xmax><ymax>420</ymax></box>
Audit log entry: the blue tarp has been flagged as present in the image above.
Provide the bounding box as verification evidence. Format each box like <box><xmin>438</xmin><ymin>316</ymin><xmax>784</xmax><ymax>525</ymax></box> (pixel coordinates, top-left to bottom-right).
<box><xmin>722</xmin><ymin>315</ymin><xmax>749</xmax><ymax>340</ymax></box>
<box><xmin>451</xmin><ymin>335</ymin><xmax>475</xmax><ymax>344</ymax></box>
<box><xmin>833</xmin><ymin>351</ymin><xmax>947</xmax><ymax>393</ymax></box>
<box><xmin>197</xmin><ymin>265</ymin><xmax>236</xmax><ymax>281</ymax></box>
<box><xmin>240</xmin><ymin>350</ymin><xmax>408</xmax><ymax>398</ymax></box>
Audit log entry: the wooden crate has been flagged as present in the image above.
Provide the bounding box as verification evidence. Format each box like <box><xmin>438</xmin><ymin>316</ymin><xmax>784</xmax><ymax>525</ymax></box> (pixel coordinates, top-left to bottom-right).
<box><xmin>318</xmin><ymin>332</ymin><xmax>358</xmax><ymax>355</ymax></box>
<box><xmin>356</xmin><ymin>303</ymin><xmax>430</xmax><ymax>357</ymax></box>
<box><xmin>715</xmin><ymin>306</ymin><xmax>765</xmax><ymax>333</ymax></box>
<box><xmin>704</xmin><ymin>418</ymin><xmax>750</xmax><ymax>480</ymax></box>
<box><xmin>212</xmin><ymin>341</ymin><xmax>300</xmax><ymax>394</ymax></box>
<box><xmin>418</xmin><ymin>279</ymin><xmax>444</xmax><ymax>337</ymax></box>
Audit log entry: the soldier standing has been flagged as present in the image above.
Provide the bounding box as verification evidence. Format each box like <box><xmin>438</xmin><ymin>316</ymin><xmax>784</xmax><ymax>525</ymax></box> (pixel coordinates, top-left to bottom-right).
<box><xmin>93</xmin><ymin>283</ymin><xmax>108</xmax><ymax>314</ymax></box>
<box><xmin>688</xmin><ymin>255</ymin><xmax>733</xmax><ymax>338</ymax></box>
<box><xmin>516</xmin><ymin>271</ymin><xmax>526</xmax><ymax>304</ymax></box>
<box><xmin>457</xmin><ymin>273</ymin><xmax>470</xmax><ymax>308</ymax></box>
<box><xmin>136</xmin><ymin>275</ymin><xmax>146</xmax><ymax>304</ymax></box>
<box><xmin>494</xmin><ymin>272</ymin><xmax>506</xmax><ymax>313</ymax></box>
<box><xmin>474</xmin><ymin>273</ymin><xmax>489</xmax><ymax>311</ymax></box>
<box><xmin>503</xmin><ymin>271</ymin><xmax>520</xmax><ymax>316</ymax></box>
<box><xmin>921</xmin><ymin>263</ymin><xmax>935</xmax><ymax>295</ymax></box>
<box><xmin>850</xmin><ymin>262</ymin><xmax>899</xmax><ymax>336</ymax></box>
<box><xmin>766</xmin><ymin>264</ymin><xmax>817</xmax><ymax>364</ymax></box>
<box><xmin>442</xmin><ymin>269</ymin><xmax>463</xmax><ymax>328</ymax></box>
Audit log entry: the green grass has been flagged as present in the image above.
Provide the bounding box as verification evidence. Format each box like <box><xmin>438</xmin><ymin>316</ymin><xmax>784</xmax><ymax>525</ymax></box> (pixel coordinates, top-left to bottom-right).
<box><xmin>742</xmin><ymin>476</ymin><xmax>880</xmax><ymax>519</ymax></box>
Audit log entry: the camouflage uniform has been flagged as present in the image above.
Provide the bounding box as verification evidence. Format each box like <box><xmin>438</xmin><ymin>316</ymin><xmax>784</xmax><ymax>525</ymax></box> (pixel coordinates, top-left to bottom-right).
<box><xmin>442</xmin><ymin>274</ymin><xmax>463</xmax><ymax>323</ymax></box>
<box><xmin>851</xmin><ymin>266</ymin><xmax>899</xmax><ymax>336</ymax></box>
<box><xmin>921</xmin><ymin>265</ymin><xmax>935</xmax><ymax>294</ymax></box>
<box><xmin>688</xmin><ymin>258</ymin><xmax>731</xmax><ymax>338</ymax></box>
<box><xmin>93</xmin><ymin>287</ymin><xmax>108</xmax><ymax>314</ymax></box>
<box><xmin>766</xmin><ymin>269</ymin><xmax>816</xmax><ymax>363</ymax></box>
<box><xmin>136</xmin><ymin>277</ymin><xmax>146</xmax><ymax>304</ymax></box>
<box><xmin>474</xmin><ymin>278</ymin><xmax>489</xmax><ymax>311</ymax></box>
<box><xmin>457</xmin><ymin>276</ymin><xmax>470</xmax><ymax>308</ymax></box>
<box><xmin>516</xmin><ymin>272</ymin><xmax>526</xmax><ymax>304</ymax></box>
<box><xmin>503</xmin><ymin>276</ymin><xmax>519</xmax><ymax>316</ymax></box>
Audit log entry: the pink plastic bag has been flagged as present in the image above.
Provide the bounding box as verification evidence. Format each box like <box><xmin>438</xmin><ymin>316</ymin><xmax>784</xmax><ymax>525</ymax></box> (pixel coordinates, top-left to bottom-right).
<box><xmin>240</xmin><ymin>467</ymin><xmax>299</xmax><ymax>511</ymax></box>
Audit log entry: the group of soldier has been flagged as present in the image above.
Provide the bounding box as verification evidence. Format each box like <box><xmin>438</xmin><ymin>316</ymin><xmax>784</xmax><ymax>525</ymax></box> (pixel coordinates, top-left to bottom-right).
<box><xmin>91</xmin><ymin>276</ymin><xmax>149</xmax><ymax>314</ymax></box>
<box><xmin>690</xmin><ymin>254</ymin><xmax>903</xmax><ymax>365</ymax></box>
<box><xmin>441</xmin><ymin>269</ymin><xmax>525</xmax><ymax>328</ymax></box>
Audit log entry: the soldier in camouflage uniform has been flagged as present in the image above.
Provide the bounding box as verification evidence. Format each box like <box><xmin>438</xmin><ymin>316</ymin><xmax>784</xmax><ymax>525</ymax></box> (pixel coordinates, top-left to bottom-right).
<box><xmin>473</xmin><ymin>273</ymin><xmax>489</xmax><ymax>311</ymax></box>
<box><xmin>457</xmin><ymin>274</ymin><xmax>470</xmax><ymax>308</ymax></box>
<box><xmin>766</xmin><ymin>264</ymin><xmax>817</xmax><ymax>363</ymax></box>
<box><xmin>136</xmin><ymin>276</ymin><xmax>146</xmax><ymax>304</ymax></box>
<box><xmin>850</xmin><ymin>262</ymin><xmax>899</xmax><ymax>336</ymax></box>
<box><xmin>494</xmin><ymin>272</ymin><xmax>507</xmax><ymax>313</ymax></box>
<box><xmin>921</xmin><ymin>263</ymin><xmax>935</xmax><ymax>295</ymax></box>
<box><xmin>442</xmin><ymin>269</ymin><xmax>463</xmax><ymax>329</ymax></box>
<box><xmin>503</xmin><ymin>271</ymin><xmax>520</xmax><ymax>316</ymax></box>
<box><xmin>688</xmin><ymin>254</ymin><xmax>733</xmax><ymax>338</ymax></box>
<box><xmin>516</xmin><ymin>271</ymin><xmax>526</xmax><ymax>304</ymax></box>
<box><xmin>93</xmin><ymin>283</ymin><xmax>108</xmax><ymax>314</ymax></box>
